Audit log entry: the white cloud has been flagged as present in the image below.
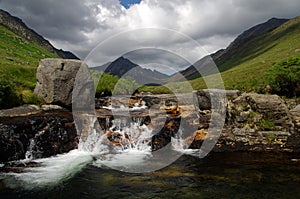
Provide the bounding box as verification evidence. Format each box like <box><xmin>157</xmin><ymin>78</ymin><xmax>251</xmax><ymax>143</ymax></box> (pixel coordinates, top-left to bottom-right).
<box><xmin>1</xmin><ymin>0</ymin><xmax>300</xmax><ymax>72</ymax></box>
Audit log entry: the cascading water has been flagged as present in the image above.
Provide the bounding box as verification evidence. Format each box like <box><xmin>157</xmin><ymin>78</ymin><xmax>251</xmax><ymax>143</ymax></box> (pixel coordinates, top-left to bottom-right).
<box><xmin>25</xmin><ymin>138</ymin><xmax>36</xmax><ymax>160</ymax></box>
<box><xmin>0</xmin><ymin>106</ymin><xmax>156</xmax><ymax>189</ymax></box>
<box><xmin>77</xmin><ymin>113</ymin><xmax>154</xmax><ymax>171</ymax></box>
<box><xmin>0</xmin><ymin>98</ymin><xmax>204</xmax><ymax>190</ymax></box>
<box><xmin>171</xmin><ymin>129</ymin><xmax>203</xmax><ymax>157</ymax></box>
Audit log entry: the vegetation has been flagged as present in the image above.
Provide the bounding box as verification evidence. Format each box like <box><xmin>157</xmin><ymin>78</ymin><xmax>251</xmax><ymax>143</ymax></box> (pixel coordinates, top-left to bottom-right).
<box><xmin>0</xmin><ymin>24</ymin><xmax>58</xmax><ymax>108</ymax></box>
<box><xmin>0</xmin><ymin>74</ymin><xmax>20</xmax><ymax>108</ymax></box>
<box><xmin>267</xmin><ymin>57</ymin><xmax>300</xmax><ymax>97</ymax></box>
<box><xmin>91</xmin><ymin>70</ymin><xmax>139</xmax><ymax>96</ymax></box>
<box><xmin>1</xmin><ymin>16</ymin><xmax>300</xmax><ymax>108</ymax></box>
<box><xmin>265</xmin><ymin>133</ymin><xmax>277</xmax><ymax>144</ymax></box>
<box><xmin>259</xmin><ymin>119</ymin><xmax>275</xmax><ymax>131</ymax></box>
<box><xmin>140</xmin><ymin>17</ymin><xmax>300</xmax><ymax>95</ymax></box>
<box><xmin>217</xmin><ymin>16</ymin><xmax>300</xmax><ymax>92</ymax></box>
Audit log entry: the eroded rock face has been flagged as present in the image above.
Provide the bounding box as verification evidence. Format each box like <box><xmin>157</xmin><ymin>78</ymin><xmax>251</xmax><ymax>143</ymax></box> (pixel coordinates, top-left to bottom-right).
<box><xmin>0</xmin><ymin>110</ymin><xmax>77</xmax><ymax>163</ymax></box>
<box><xmin>191</xmin><ymin>91</ymin><xmax>298</xmax><ymax>152</ymax></box>
<box><xmin>34</xmin><ymin>58</ymin><xmax>93</xmax><ymax>108</ymax></box>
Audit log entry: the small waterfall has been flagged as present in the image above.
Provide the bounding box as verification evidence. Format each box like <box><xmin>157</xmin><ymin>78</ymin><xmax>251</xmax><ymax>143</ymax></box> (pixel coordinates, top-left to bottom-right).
<box><xmin>171</xmin><ymin>129</ymin><xmax>203</xmax><ymax>157</ymax></box>
<box><xmin>1</xmin><ymin>104</ymin><xmax>190</xmax><ymax>189</ymax></box>
<box><xmin>77</xmin><ymin>114</ymin><xmax>107</xmax><ymax>153</ymax></box>
<box><xmin>25</xmin><ymin>139</ymin><xmax>36</xmax><ymax>160</ymax></box>
<box><xmin>77</xmin><ymin>113</ymin><xmax>153</xmax><ymax>156</ymax></box>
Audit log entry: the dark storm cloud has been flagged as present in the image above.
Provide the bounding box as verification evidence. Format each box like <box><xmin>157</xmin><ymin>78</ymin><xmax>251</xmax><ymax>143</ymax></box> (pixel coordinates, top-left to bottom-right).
<box><xmin>0</xmin><ymin>0</ymin><xmax>300</xmax><ymax>66</ymax></box>
<box><xmin>123</xmin><ymin>48</ymin><xmax>191</xmax><ymax>73</ymax></box>
<box><xmin>0</xmin><ymin>0</ymin><xmax>99</xmax><ymax>44</ymax></box>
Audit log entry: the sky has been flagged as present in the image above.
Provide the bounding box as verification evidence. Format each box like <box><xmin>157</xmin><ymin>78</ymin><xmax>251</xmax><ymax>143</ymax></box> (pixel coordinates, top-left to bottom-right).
<box><xmin>0</xmin><ymin>0</ymin><xmax>299</xmax><ymax>74</ymax></box>
<box><xmin>120</xmin><ymin>0</ymin><xmax>142</xmax><ymax>9</ymax></box>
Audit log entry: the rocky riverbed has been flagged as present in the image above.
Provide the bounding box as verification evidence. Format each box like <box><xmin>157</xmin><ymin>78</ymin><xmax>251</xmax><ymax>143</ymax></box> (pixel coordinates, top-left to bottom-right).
<box><xmin>0</xmin><ymin>90</ymin><xmax>300</xmax><ymax>165</ymax></box>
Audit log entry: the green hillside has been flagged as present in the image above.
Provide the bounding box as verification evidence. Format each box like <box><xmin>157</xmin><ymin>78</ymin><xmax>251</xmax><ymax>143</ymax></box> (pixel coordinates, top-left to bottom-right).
<box><xmin>0</xmin><ymin>24</ymin><xmax>58</xmax><ymax>108</ymax></box>
<box><xmin>139</xmin><ymin>16</ymin><xmax>300</xmax><ymax>96</ymax></box>
<box><xmin>190</xmin><ymin>16</ymin><xmax>300</xmax><ymax>92</ymax></box>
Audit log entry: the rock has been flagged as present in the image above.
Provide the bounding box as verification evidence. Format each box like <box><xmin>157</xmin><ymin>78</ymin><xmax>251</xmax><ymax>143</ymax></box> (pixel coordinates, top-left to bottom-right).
<box><xmin>193</xmin><ymin>89</ymin><xmax>237</xmax><ymax>110</ymax></box>
<box><xmin>235</xmin><ymin>93</ymin><xmax>293</xmax><ymax>132</ymax></box>
<box><xmin>0</xmin><ymin>110</ymin><xmax>78</xmax><ymax>162</ymax></box>
<box><xmin>41</xmin><ymin>104</ymin><xmax>63</xmax><ymax>111</ymax></box>
<box><xmin>290</xmin><ymin>105</ymin><xmax>300</xmax><ymax>119</ymax></box>
<box><xmin>34</xmin><ymin>58</ymin><xmax>93</xmax><ymax>108</ymax></box>
<box><xmin>0</xmin><ymin>104</ymin><xmax>40</xmax><ymax>117</ymax></box>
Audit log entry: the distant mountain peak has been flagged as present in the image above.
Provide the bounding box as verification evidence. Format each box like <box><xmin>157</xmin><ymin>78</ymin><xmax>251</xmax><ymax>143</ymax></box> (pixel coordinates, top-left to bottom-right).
<box><xmin>94</xmin><ymin>57</ymin><xmax>169</xmax><ymax>85</ymax></box>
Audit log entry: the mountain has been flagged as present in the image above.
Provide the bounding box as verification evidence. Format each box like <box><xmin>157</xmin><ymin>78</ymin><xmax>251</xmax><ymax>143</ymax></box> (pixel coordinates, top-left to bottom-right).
<box><xmin>170</xmin><ymin>17</ymin><xmax>289</xmax><ymax>81</ymax></box>
<box><xmin>0</xmin><ymin>9</ymin><xmax>79</xmax><ymax>60</ymax></box>
<box><xmin>0</xmin><ymin>9</ymin><xmax>81</xmax><ymax>108</ymax></box>
<box><xmin>93</xmin><ymin>57</ymin><xmax>169</xmax><ymax>85</ymax></box>
<box><xmin>188</xmin><ymin>16</ymin><xmax>300</xmax><ymax>91</ymax></box>
<box><xmin>213</xmin><ymin>17</ymin><xmax>289</xmax><ymax>71</ymax></box>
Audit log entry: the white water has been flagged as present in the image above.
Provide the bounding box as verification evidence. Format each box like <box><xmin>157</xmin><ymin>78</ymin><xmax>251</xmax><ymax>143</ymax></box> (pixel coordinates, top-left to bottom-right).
<box><xmin>2</xmin><ymin>150</ymin><xmax>93</xmax><ymax>190</ymax></box>
<box><xmin>102</xmin><ymin>100</ymin><xmax>147</xmax><ymax>111</ymax></box>
<box><xmin>171</xmin><ymin>130</ymin><xmax>203</xmax><ymax>157</ymax></box>
<box><xmin>1</xmin><ymin>112</ymin><xmax>155</xmax><ymax>189</ymax></box>
<box><xmin>0</xmin><ymin>104</ymin><xmax>198</xmax><ymax>189</ymax></box>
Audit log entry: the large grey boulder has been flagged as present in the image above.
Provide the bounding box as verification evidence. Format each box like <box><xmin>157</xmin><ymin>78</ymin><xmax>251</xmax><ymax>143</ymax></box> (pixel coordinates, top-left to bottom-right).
<box><xmin>34</xmin><ymin>58</ymin><xmax>94</xmax><ymax>108</ymax></box>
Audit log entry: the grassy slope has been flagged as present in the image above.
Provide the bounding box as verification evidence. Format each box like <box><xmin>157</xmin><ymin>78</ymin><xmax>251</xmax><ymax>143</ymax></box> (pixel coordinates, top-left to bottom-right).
<box><xmin>140</xmin><ymin>17</ymin><xmax>300</xmax><ymax>94</ymax></box>
<box><xmin>0</xmin><ymin>24</ymin><xmax>58</xmax><ymax>106</ymax></box>
<box><xmin>190</xmin><ymin>16</ymin><xmax>300</xmax><ymax>91</ymax></box>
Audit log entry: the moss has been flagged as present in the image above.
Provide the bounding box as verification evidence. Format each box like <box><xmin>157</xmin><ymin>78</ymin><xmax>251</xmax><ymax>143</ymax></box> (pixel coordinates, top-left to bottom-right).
<box><xmin>260</xmin><ymin>119</ymin><xmax>275</xmax><ymax>130</ymax></box>
<box><xmin>249</xmin><ymin>111</ymin><xmax>257</xmax><ymax>118</ymax></box>
<box><xmin>265</xmin><ymin>133</ymin><xmax>277</xmax><ymax>144</ymax></box>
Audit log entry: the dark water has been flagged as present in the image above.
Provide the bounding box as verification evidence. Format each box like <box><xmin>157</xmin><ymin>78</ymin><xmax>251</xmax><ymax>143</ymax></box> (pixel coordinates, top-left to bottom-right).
<box><xmin>1</xmin><ymin>152</ymin><xmax>300</xmax><ymax>199</ymax></box>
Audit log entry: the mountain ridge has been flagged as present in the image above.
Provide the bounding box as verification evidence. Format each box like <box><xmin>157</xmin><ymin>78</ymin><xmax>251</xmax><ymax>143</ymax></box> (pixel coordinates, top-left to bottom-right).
<box><xmin>0</xmin><ymin>9</ymin><xmax>79</xmax><ymax>60</ymax></box>
<box><xmin>93</xmin><ymin>57</ymin><xmax>169</xmax><ymax>85</ymax></box>
<box><xmin>170</xmin><ymin>17</ymin><xmax>290</xmax><ymax>81</ymax></box>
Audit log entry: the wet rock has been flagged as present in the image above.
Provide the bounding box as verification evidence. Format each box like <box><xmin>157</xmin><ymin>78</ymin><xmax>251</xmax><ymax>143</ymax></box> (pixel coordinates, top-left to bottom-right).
<box><xmin>0</xmin><ymin>110</ymin><xmax>78</xmax><ymax>163</ymax></box>
<box><xmin>151</xmin><ymin>117</ymin><xmax>181</xmax><ymax>151</ymax></box>
<box><xmin>188</xmin><ymin>130</ymin><xmax>208</xmax><ymax>149</ymax></box>
<box><xmin>0</xmin><ymin>161</ymin><xmax>41</xmax><ymax>173</ymax></box>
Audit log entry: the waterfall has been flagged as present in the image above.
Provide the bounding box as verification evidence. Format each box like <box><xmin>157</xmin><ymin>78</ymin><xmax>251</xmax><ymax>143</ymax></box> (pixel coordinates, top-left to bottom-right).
<box><xmin>76</xmin><ymin>112</ymin><xmax>152</xmax><ymax>153</ymax></box>
<box><xmin>25</xmin><ymin>139</ymin><xmax>36</xmax><ymax>160</ymax></box>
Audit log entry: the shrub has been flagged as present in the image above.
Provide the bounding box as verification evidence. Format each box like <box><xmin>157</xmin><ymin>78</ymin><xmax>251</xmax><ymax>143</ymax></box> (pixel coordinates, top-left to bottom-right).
<box><xmin>20</xmin><ymin>89</ymin><xmax>42</xmax><ymax>105</ymax></box>
<box><xmin>267</xmin><ymin>57</ymin><xmax>300</xmax><ymax>97</ymax></box>
<box><xmin>0</xmin><ymin>75</ymin><xmax>21</xmax><ymax>109</ymax></box>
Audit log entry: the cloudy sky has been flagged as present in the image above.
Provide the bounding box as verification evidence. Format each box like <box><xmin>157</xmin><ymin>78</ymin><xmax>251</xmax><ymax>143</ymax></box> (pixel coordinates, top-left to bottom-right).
<box><xmin>0</xmin><ymin>0</ymin><xmax>299</xmax><ymax>73</ymax></box>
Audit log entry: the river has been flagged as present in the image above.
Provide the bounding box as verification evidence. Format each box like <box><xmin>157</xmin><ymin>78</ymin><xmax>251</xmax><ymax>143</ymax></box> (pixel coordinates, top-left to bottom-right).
<box><xmin>1</xmin><ymin>152</ymin><xmax>300</xmax><ymax>198</ymax></box>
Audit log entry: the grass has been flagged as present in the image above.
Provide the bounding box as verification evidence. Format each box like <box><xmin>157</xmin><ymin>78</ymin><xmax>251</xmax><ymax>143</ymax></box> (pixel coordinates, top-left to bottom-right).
<box><xmin>140</xmin><ymin>16</ymin><xmax>300</xmax><ymax>94</ymax></box>
<box><xmin>0</xmin><ymin>24</ymin><xmax>58</xmax><ymax>108</ymax></box>
<box><xmin>1</xmin><ymin>16</ymin><xmax>300</xmax><ymax>107</ymax></box>
<box><xmin>260</xmin><ymin>119</ymin><xmax>275</xmax><ymax>131</ymax></box>
<box><xmin>91</xmin><ymin>70</ymin><xmax>140</xmax><ymax>96</ymax></box>
<box><xmin>190</xmin><ymin>16</ymin><xmax>300</xmax><ymax>92</ymax></box>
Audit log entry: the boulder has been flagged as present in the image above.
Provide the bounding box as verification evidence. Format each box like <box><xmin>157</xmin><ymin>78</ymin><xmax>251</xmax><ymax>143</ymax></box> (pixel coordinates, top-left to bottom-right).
<box><xmin>34</xmin><ymin>58</ymin><xmax>93</xmax><ymax>108</ymax></box>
